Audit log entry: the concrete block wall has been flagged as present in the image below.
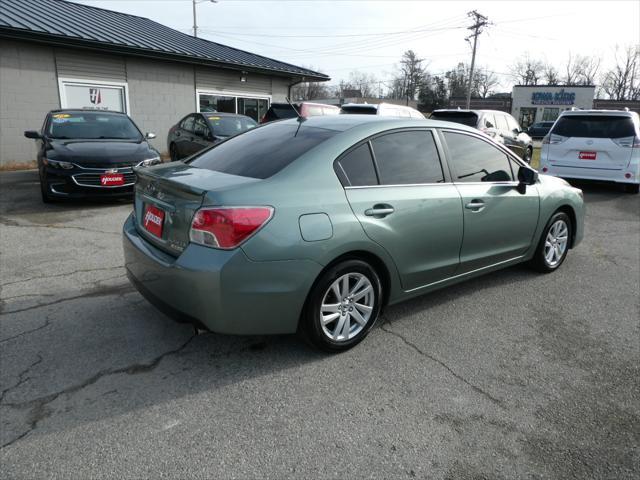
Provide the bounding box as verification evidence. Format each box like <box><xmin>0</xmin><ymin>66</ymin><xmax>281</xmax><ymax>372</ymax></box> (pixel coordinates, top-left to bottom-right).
<box><xmin>126</xmin><ymin>58</ymin><xmax>196</xmax><ymax>155</ymax></box>
<box><xmin>0</xmin><ymin>40</ymin><xmax>60</xmax><ymax>166</ymax></box>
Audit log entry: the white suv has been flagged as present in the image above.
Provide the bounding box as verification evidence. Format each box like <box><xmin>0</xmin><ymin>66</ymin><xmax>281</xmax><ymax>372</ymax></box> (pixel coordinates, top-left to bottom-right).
<box><xmin>540</xmin><ymin>109</ymin><xmax>640</xmax><ymax>193</ymax></box>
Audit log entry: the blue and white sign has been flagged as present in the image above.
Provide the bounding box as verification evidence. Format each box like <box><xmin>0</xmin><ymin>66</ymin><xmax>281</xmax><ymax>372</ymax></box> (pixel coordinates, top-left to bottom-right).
<box><xmin>531</xmin><ymin>89</ymin><xmax>576</xmax><ymax>105</ymax></box>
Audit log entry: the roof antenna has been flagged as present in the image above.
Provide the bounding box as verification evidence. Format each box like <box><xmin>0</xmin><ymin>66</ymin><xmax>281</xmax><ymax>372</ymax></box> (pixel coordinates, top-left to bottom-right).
<box><xmin>285</xmin><ymin>97</ymin><xmax>303</xmax><ymax>121</ymax></box>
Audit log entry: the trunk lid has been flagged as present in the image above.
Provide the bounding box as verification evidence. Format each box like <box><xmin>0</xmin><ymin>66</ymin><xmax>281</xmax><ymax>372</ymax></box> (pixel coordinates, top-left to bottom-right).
<box><xmin>134</xmin><ymin>162</ymin><xmax>258</xmax><ymax>256</ymax></box>
<box><xmin>547</xmin><ymin>115</ymin><xmax>635</xmax><ymax>170</ymax></box>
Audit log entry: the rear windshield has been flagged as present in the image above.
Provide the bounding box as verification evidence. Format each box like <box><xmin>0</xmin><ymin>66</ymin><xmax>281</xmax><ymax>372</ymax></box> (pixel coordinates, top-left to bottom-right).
<box><xmin>429</xmin><ymin>112</ymin><xmax>479</xmax><ymax>127</ymax></box>
<box><xmin>205</xmin><ymin>115</ymin><xmax>257</xmax><ymax>138</ymax></box>
<box><xmin>188</xmin><ymin>122</ymin><xmax>337</xmax><ymax>179</ymax></box>
<box><xmin>47</xmin><ymin>112</ymin><xmax>141</xmax><ymax>140</ymax></box>
<box><xmin>341</xmin><ymin>106</ymin><xmax>377</xmax><ymax>115</ymax></box>
<box><xmin>552</xmin><ymin>115</ymin><xmax>636</xmax><ymax>138</ymax></box>
<box><xmin>264</xmin><ymin>105</ymin><xmax>297</xmax><ymax>121</ymax></box>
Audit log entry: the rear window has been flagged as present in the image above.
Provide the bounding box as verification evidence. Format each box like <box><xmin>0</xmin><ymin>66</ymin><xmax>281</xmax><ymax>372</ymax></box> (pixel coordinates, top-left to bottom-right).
<box><xmin>341</xmin><ymin>105</ymin><xmax>377</xmax><ymax>115</ymax></box>
<box><xmin>552</xmin><ymin>115</ymin><xmax>636</xmax><ymax>138</ymax></box>
<box><xmin>188</xmin><ymin>123</ymin><xmax>337</xmax><ymax>179</ymax></box>
<box><xmin>429</xmin><ymin>112</ymin><xmax>479</xmax><ymax>127</ymax></box>
<box><xmin>264</xmin><ymin>105</ymin><xmax>297</xmax><ymax>121</ymax></box>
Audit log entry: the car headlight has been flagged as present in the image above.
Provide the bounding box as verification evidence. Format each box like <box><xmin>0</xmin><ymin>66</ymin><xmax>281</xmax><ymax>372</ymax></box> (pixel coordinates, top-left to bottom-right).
<box><xmin>44</xmin><ymin>158</ymin><xmax>74</xmax><ymax>169</ymax></box>
<box><xmin>136</xmin><ymin>156</ymin><xmax>162</xmax><ymax>167</ymax></box>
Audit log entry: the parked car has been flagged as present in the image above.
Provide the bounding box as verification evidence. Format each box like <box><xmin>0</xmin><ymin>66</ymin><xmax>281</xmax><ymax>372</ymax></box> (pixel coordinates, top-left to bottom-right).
<box><xmin>526</xmin><ymin>121</ymin><xmax>555</xmax><ymax>139</ymax></box>
<box><xmin>340</xmin><ymin>102</ymin><xmax>424</xmax><ymax>119</ymax></box>
<box><xmin>430</xmin><ymin>109</ymin><xmax>534</xmax><ymax>163</ymax></box>
<box><xmin>124</xmin><ymin>115</ymin><xmax>584</xmax><ymax>352</ymax></box>
<box><xmin>168</xmin><ymin>112</ymin><xmax>257</xmax><ymax>161</ymax></box>
<box><xmin>24</xmin><ymin>109</ymin><xmax>160</xmax><ymax>203</ymax></box>
<box><xmin>260</xmin><ymin>102</ymin><xmax>340</xmax><ymax>123</ymax></box>
<box><xmin>540</xmin><ymin>109</ymin><xmax>640</xmax><ymax>193</ymax></box>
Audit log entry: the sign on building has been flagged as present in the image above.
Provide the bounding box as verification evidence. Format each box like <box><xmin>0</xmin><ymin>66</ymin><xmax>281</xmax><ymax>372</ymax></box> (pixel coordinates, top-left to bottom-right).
<box><xmin>59</xmin><ymin>80</ymin><xmax>128</xmax><ymax>113</ymax></box>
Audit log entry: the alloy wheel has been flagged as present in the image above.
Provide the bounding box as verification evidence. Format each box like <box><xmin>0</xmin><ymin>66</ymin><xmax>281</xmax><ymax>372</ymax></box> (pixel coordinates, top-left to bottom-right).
<box><xmin>544</xmin><ymin>219</ymin><xmax>569</xmax><ymax>267</ymax></box>
<box><xmin>319</xmin><ymin>273</ymin><xmax>374</xmax><ymax>342</ymax></box>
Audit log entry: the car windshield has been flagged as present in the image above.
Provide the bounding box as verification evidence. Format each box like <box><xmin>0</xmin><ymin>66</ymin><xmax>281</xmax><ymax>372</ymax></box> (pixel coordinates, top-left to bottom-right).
<box><xmin>205</xmin><ymin>115</ymin><xmax>257</xmax><ymax>137</ymax></box>
<box><xmin>552</xmin><ymin>115</ymin><xmax>636</xmax><ymax>138</ymax></box>
<box><xmin>188</xmin><ymin>122</ymin><xmax>338</xmax><ymax>179</ymax></box>
<box><xmin>47</xmin><ymin>112</ymin><xmax>142</xmax><ymax>140</ymax></box>
<box><xmin>430</xmin><ymin>111</ymin><xmax>479</xmax><ymax>127</ymax></box>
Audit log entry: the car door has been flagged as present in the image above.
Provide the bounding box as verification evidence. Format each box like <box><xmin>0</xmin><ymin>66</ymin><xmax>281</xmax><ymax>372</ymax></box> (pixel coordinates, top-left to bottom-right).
<box><xmin>175</xmin><ymin>115</ymin><xmax>195</xmax><ymax>158</ymax></box>
<box><xmin>192</xmin><ymin>115</ymin><xmax>213</xmax><ymax>154</ymax></box>
<box><xmin>495</xmin><ymin>113</ymin><xmax>522</xmax><ymax>157</ymax></box>
<box><xmin>340</xmin><ymin>129</ymin><xmax>463</xmax><ymax>291</ymax></box>
<box><xmin>441</xmin><ymin>130</ymin><xmax>540</xmax><ymax>273</ymax></box>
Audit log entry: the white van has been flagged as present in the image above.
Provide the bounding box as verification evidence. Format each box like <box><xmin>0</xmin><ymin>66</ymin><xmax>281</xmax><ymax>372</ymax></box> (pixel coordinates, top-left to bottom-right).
<box><xmin>540</xmin><ymin>109</ymin><xmax>640</xmax><ymax>193</ymax></box>
<box><xmin>340</xmin><ymin>102</ymin><xmax>424</xmax><ymax>119</ymax></box>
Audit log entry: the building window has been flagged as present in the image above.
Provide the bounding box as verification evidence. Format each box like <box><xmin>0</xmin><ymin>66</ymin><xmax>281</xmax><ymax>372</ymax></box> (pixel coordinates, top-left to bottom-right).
<box><xmin>197</xmin><ymin>91</ymin><xmax>270</xmax><ymax>122</ymax></box>
<box><xmin>59</xmin><ymin>79</ymin><xmax>128</xmax><ymax>113</ymax></box>
<box><xmin>542</xmin><ymin>108</ymin><xmax>560</xmax><ymax>122</ymax></box>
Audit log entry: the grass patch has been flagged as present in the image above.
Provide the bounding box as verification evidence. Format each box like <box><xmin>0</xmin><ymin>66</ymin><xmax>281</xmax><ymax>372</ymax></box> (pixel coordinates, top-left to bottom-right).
<box><xmin>531</xmin><ymin>148</ymin><xmax>541</xmax><ymax>170</ymax></box>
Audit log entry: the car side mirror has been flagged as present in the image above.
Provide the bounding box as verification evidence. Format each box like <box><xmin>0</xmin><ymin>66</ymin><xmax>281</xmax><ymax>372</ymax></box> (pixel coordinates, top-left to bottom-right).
<box><xmin>517</xmin><ymin>166</ymin><xmax>538</xmax><ymax>193</ymax></box>
<box><xmin>24</xmin><ymin>130</ymin><xmax>42</xmax><ymax>139</ymax></box>
<box><xmin>145</xmin><ymin>132</ymin><xmax>156</xmax><ymax>140</ymax></box>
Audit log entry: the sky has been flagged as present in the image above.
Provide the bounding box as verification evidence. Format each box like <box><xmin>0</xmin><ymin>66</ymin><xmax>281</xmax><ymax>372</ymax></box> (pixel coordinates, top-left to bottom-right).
<box><xmin>75</xmin><ymin>0</ymin><xmax>640</xmax><ymax>93</ymax></box>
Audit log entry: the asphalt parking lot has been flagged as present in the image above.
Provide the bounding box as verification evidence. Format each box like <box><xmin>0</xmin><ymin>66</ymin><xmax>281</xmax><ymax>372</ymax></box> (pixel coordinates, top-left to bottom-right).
<box><xmin>1</xmin><ymin>170</ymin><xmax>638</xmax><ymax>479</ymax></box>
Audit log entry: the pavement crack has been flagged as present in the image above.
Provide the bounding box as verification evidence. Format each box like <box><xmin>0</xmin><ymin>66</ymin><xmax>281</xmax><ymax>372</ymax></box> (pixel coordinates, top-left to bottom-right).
<box><xmin>0</xmin><ymin>283</ymin><xmax>134</xmax><ymax>316</ymax></box>
<box><xmin>0</xmin><ymin>317</ymin><xmax>51</xmax><ymax>344</ymax></box>
<box><xmin>0</xmin><ymin>266</ymin><xmax>123</xmax><ymax>288</ymax></box>
<box><xmin>380</xmin><ymin>323</ymin><xmax>505</xmax><ymax>409</ymax></box>
<box><xmin>0</xmin><ymin>333</ymin><xmax>197</xmax><ymax>449</ymax></box>
<box><xmin>0</xmin><ymin>216</ymin><xmax>118</xmax><ymax>236</ymax></box>
<box><xmin>0</xmin><ymin>354</ymin><xmax>43</xmax><ymax>404</ymax></box>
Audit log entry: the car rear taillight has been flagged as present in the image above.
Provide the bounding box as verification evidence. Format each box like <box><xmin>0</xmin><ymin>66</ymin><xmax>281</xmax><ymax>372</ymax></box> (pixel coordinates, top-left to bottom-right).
<box><xmin>543</xmin><ymin>134</ymin><xmax>568</xmax><ymax>145</ymax></box>
<box><xmin>612</xmin><ymin>136</ymin><xmax>640</xmax><ymax>148</ymax></box>
<box><xmin>189</xmin><ymin>206</ymin><xmax>274</xmax><ymax>249</ymax></box>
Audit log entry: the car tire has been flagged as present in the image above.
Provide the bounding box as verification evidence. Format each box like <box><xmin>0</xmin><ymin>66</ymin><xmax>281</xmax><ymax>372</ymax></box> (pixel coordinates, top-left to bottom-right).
<box><xmin>39</xmin><ymin>171</ymin><xmax>53</xmax><ymax>203</ymax></box>
<box><xmin>170</xmin><ymin>143</ymin><xmax>179</xmax><ymax>162</ymax></box>
<box><xmin>524</xmin><ymin>146</ymin><xmax>533</xmax><ymax>164</ymax></box>
<box><xmin>624</xmin><ymin>183</ymin><xmax>639</xmax><ymax>194</ymax></box>
<box><xmin>300</xmin><ymin>259</ymin><xmax>383</xmax><ymax>352</ymax></box>
<box><xmin>529</xmin><ymin>211</ymin><xmax>572</xmax><ymax>273</ymax></box>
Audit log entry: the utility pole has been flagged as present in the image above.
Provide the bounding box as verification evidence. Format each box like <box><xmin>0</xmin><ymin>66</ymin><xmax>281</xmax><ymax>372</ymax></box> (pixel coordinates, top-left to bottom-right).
<box><xmin>193</xmin><ymin>0</ymin><xmax>218</xmax><ymax>38</ymax></box>
<box><xmin>465</xmin><ymin>10</ymin><xmax>489</xmax><ymax>109</ymax></box>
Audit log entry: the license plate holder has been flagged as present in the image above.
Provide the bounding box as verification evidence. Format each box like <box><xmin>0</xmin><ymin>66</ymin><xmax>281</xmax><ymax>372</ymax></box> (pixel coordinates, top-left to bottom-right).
<box><xmin>579</xmin><ymin>151</ymin><xmax>597</xmax><ymax>160</ymax></box>
<box><xmin>143</xmin><ymin>204</ymin><xmax>165</xmax><ymax>238</ymax></box>
<box><xmin>100</xmin><ymin>173</ymin><xmax>125</xmax><ymax>186</ymax></box>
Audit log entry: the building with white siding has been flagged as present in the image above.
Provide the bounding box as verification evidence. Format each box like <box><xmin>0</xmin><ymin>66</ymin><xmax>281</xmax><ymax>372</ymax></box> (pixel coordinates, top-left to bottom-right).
<box><xmin>0</xmin><ymin>0</ymin><xmax>328</xmax><ymax>166</ymax></box>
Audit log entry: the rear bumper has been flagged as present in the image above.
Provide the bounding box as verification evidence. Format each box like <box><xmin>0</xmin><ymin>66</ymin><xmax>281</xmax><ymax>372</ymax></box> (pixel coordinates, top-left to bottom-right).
<box><xmin>123</xmin><ymin>213</ymin><xmax>322</xmax><ymax>335</ymax></box>
<box><xmin>542</xmin><ymin>163</ymin><xmax>639</xmax><ymax>185</ymax></box>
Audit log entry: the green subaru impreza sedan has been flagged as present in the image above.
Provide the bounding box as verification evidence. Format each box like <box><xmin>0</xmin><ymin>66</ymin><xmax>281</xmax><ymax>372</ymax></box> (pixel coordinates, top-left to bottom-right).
<box><xmin>123</xmin><ymin>115</ymin><xmax>584</xmax><ymax>352</ymax></box>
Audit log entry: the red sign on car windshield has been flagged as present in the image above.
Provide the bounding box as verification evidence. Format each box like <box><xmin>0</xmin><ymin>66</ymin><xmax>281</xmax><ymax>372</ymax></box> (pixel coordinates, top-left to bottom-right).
<box><xmin>100</xmin><ymin>173</ymin><xmax>125</xmax><ymax>186</ymax></box>
<box><xmin>143</xmin><ymin>204</ymin><xmax>165</xmax><ymax>238</ymax></box>
<box><xmin>579</xmin><ymin>151</ymin><xmax>597</xmax><ymax>160</ymax></box>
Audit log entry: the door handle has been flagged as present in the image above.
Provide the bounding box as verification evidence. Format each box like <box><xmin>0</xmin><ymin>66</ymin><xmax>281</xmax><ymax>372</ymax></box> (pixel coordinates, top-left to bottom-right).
<box><xmin>365</xmin><ymin>204</ymin><xmax>395</xmax><ymax>217</ymax></box>
<box><xmin>465</xmin><ymin>200</ymin><xmax>485</xmax><ymax>211</ymax></box>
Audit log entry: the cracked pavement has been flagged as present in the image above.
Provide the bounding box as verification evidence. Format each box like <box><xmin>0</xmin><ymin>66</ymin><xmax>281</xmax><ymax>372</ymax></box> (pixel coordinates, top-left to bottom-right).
<box><xmin>1</xmin><ymin>170</ymin><xmax>639</xmax><ymax>479</ymax></box>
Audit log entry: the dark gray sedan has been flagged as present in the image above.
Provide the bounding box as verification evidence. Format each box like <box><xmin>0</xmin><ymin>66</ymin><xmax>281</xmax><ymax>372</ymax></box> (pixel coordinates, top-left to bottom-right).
<box><xmin>167</xmin><ymin>112</ymin><xmax>257</xmax><ymax>160</ymax></box>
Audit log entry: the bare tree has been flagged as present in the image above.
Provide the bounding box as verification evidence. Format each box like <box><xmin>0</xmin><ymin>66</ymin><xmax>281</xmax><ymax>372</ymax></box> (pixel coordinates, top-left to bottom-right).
<box><xmin>601</xmin><ymin>45</ymin><xmax>640</xmax><ymax>100</ymax></box>
<box><xmin>397</xmin><ymin>50</ymin><xmax>427</xmax><ymax>104</ymax></box>
<box><xmin>543</xmin><ymin>64</ymin><xmax>560</xmax><ymax>84</ymax></box>
<box><xmin>289</xmin><ymin>66</ymin><xmax>331</xmax><ymax>100</ymax></box>
<box><xmin>563</xmin><ymin>52</ymin><xmax>581</xmax><ymax>85</ymax></box>
<box><xmin>576</xmin><ymin>56</ymin><xmax>600</xmax><ymax>85</ymax></box>
<box><xmin>347</xmin><ymin>71</ymin><xmax>379</xmax><ymax>98</ymax></box>
<box><xmin>563</xmin><ymin>53</ymin><xmax>601</xmax><ymax>85</ymax></box>
<box><xmin>475</xmin><ymin>68</ymin><xmax>499</xmax><ymax>98</ymax></box>
<box><xmin>510</xmin><ymin>54</ymin><xmax>545</xmax><ymax>85</ymax></box>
